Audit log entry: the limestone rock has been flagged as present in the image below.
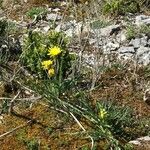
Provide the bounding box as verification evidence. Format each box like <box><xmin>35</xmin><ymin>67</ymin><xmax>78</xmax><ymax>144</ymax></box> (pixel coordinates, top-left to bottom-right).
<box><xmin>100</xmin><ymin>25</ymin><xmax>121</xmax><ymax>36</ymax></box>
<box><xmin>118</xmin><ymin>46</ymin><xmax>135</xmax><ymax>54</ymax></box>
<box><xmin>143</xmin><ymin>89</ymin><xmax>150</xmax><ymax>105</ymax></box>
<box><xmin>136</xmin><ymin>46</ymin><xmax>150</xmax><ymax>65</ymax></box>
<box><xmin>46</xmin><ymin>13</ymin><xmax>62</xmax><ymax>21</ymax></box>
<box><xmin>129</xmin><ymin>136</ymin><xmax>150</xmax><ymax>150</ymax></box>
<box><xmin>135</xmin><ymin>15</ymin><xmax>150</xmax><ymax>26</ymax></box>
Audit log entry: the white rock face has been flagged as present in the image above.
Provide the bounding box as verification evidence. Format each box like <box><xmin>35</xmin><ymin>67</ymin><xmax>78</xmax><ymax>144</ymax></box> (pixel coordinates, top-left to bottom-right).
<box><xmin>143</xmin><ymin>89</ymin><xmax>150</xmax><ymax>105</ymax></box>
<box><xmin>99</xmin><ymin>25</ymin><xmax>121</xmax><ymax>36</ymax></box>
<box><xmin>136</xmin><ymin>46</ymin><xmax>150</xmax><ymax>65</ymax></box>
<box><xmin>46</xmin><ymin>13</ymin><xmax>62</xmax><ymax>21</ymax></box>
<box><xmin>135</xmin><ymin>15</ymin><xmax>150</xmax><ymax>26</ymax></box>
<box><xmin>129</xmin><ymin>136</ymin><xmax>150</xmax><ymax>150</ymax></box>
<box><xmin>118</xmin><ymin>46</ymin><xmax>135</xmax><ymax>54</ymax></box>
<box><xmin>103</xmin><ymin>42</ymin><xmax>120</xmax><ymax>54</ymax></box>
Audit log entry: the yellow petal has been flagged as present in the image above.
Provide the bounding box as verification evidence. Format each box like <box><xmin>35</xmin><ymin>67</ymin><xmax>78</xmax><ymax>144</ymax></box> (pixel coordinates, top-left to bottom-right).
<box><xmin>48</xmin><ymin>46</ymin><xmax>61</xmax><ymax>57</ymax></box>
<box><xmin>48</xmin><ymin>68</ymin><xmax>55</xmax><ymax>76</ymax></box>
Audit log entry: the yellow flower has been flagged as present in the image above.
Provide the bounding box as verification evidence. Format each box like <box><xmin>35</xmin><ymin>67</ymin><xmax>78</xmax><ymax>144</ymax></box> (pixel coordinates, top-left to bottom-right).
<box><xmin>41</xmin><ymin>60</ymin><xmax>53</xmax><ymax>70</ymax></box>
<box><xmin>48</xmin><ymin>46</ymin><xmax>61</xmax><ymax>57</ymax></box>
<box><xmin>99</xmin><ymin>109</ymin><xmax>107</xmax><ymax>119</ymax></box>
<box><xmin>48</xmin><ymin>68</ymin><xmax>55</xmax><ymax>76</ymax></box>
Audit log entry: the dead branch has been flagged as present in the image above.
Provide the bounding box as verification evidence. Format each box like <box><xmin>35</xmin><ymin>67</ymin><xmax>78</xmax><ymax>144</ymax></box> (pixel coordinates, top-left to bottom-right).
<box><xmin>0</xmin><ymin>120</ymin><xmax>32</xmax><ymax>139</ymax></box>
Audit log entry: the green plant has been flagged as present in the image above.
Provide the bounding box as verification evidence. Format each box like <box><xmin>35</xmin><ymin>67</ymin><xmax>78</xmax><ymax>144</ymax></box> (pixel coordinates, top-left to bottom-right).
<box><xmin>0</xmin><ymin>19</ymin><xmax>21</xmax><ymax>64</ymax></box>
<box><xmin>25</xmin><ymin>139</ymin><xmax>39</xmax><ymax>150</ymax></box>
<box><xmin>0</xmin><ymin>0</ymin><xmax>3</xmax><ymax>8</ymax></box>
<box><xmin>102</xmin><ymin>0</ymin><xmax>140</xmax><ymax>15</ymax></box>
<box><xmin>0</xmin><ymin>19</ymin><xmax>9</xmax><ymax>64</ymax></box>
<box><xmin>21</xmin><ymin>30</ymin><xmax>72</xmax><ymax>79</ymax></box>
<box><xmin>99</xmin><ymin>102</ymin><xmax>134</xmax><ymax>141</ymax></box>
<box><xmin>126</xmin><ymin>24</ymin><xmax>150</xmax><ymax>40</ymax></box>
<box><xmin>90</xmin><ymin>19</ymin><xmax>112</xmax><ymax>29</ymax></box>
<box><xmin>126</xmin><ymin>25</ymin><xmax>137</xmax><ymax>40</ymax></box>
<box><xmin>80</xmin><ymin>145</ymin><xmax>90</xmax><ymax>150</ymax></box>
<box><xmin>26</xmin><ymin>7</ymin><xmax>47</xmax><ymax>19</ymax></box>
<box><xmin>139</xmin><ymin>24</ymin><xmax>150</xmax><ymax>35</ymax></box>
<box><xmin>26</xmin><ymin>77</ymin><xmax>134</xmax><ymax>149</ymax></box>
<box><xmin>17</xmin><ymin>131</ymin><xmax>39</xmax><ymax>150</ymax></box>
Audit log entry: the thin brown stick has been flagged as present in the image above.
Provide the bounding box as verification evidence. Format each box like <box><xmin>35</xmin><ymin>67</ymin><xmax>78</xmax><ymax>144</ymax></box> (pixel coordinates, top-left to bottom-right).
<box><xmin>8</xmin><ymin>91</ymin><xmax>21</xmax><ymax>114</ymax></box>
<box><xmin>0</xmin><ymin>120</ymin><xmax>32</xmax><ymax>139</ymax></box>
<box><xmin>70</xmin><ymin>112</ymin><xmax>94</xmax><ymax>150</ymax></box>
<box><xmin>0</xmin><ymin>96</ymin><xmax>42</xmax><ymax>102</ymax></box>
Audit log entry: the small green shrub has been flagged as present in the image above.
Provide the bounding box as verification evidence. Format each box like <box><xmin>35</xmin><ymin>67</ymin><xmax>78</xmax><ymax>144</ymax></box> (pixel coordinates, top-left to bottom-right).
<box><xmin>139</xmin><ymin>24</ymin><xmax>150</xmax><ymax>35</ymax></box>
<box><xmin>0</xmin><ymin>19</ymin><xmax>21</xmax><ymax>63</ymax></box>
<box><xmin>90</xmin><ymin>19</ymin><xmax>112</xmax><ymax>29</ymax></box>
<box><xmin>26</xmin><ymin>7</ymin><xmax>47</xmax><ymax>19</ymax></box>
<box><xmin>126</xmin><ymin>24</ymin><xmax>150</xmax><ymax>40</ymax></box>
<box><xmin>25</xmin><ymin>139</ymin><xmax>39</xmax><ymax>150</ymax></box>
<box><xmin>0</xmin><ymin>19</ymin><xmax>7</xmax><ymax>36</ymax></box>
<box><xmin>102</xmin><ymin>0</ymin><xmax>140</xmax><ymax>15</ymax></box>
<box><xmin>21</xmin><ymin>30</ymin><xmax>73</xmax><ymax>80</ymax></box>
<box><xmin>0</xmin><ymin>0</ymin><xmax>3</xmax><ymax>8</ymax></box>
<box><xmin>139</xmin><ymin>0</ymin><xmax>150</xmax><ymax>9</ymax></box>
<box><xmin>126</xmin><ymin>25</ymin><xmax>137</xmax><ymax>40</ymax></box>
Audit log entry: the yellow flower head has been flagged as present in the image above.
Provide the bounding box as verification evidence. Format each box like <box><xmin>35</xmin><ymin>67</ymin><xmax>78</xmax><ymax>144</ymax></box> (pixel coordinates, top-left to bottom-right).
<box><xmin>41</xmin><ymin>60</ymin><xmax>53</xmax><ymax>70</ymax></box>
<box><xmin>48</xmin><ymin>46</ymin><xmax>61</xmax><ymax>57</ymax></box>
<box><xmin>48</xmin><ymin>68</ymin><xmax>55</xmax><ymax>76</ymax></box>
<box><xmin>99</xmin><ymin>108</ymin><xmax>107</xmax><ymax>119</ymax></box>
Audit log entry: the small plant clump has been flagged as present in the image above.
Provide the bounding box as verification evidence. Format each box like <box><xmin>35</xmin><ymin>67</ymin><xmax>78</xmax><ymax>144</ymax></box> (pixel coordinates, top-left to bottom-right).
<box><xmin>126</xmin><ymin>24</ymin><xmax>150</xmax><ymax>40</ymax></box>
<box><xmin>102</xmin><ymin>0</ymin><xmax>140</xmax><ymax>15</ymax></box>
<box><xmin>26</xmin><ymin>7</ymin><xmax>47</xmax><ymax>19</ymax></box>
<box><xmin>21</xmin><ymin>30</ymin><xmax>73</xmax><ymax>80</ymax></box>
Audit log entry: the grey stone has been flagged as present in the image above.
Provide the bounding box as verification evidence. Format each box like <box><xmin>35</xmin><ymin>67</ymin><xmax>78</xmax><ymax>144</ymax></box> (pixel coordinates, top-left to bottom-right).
<box><xmin>129</xmin><ymin>136</ymin><xmax>150</xmax><ymax>150</ymax></box>
<box><xmin>139</xmin><ymin>54</ymin><xmax>150</xmax><ymax>66</ymax></box>
<box><xmin>118</xmin><ymin>46</ymin><xmax>135</xmax><ymax>54</ymax></box>
<box><xmin>148</xmin><ymin>39</ymin><xmax>150</xmax><ymax>46</ymax></box>
<box><xmin>82</xmin><ymin>53</ymin><xmax>95</xmax><ymax>66</ymax></box>
<box><xmin>89</xmin><ymin>39</ymin><xmax>97</xmax><ymax>45</ymax></box>
<box><xmin>136</xmin><ymin>46</ymin><xmax>150</xmax><ymax>56</ymax></box>
<box><xmin>143</xmin><ymin>89</ymin><xmax>150</xmax><ymax>105</ymax></box>
<box><xmin>136</xmin><ymin>46</ymin><xmax>150</xmax><ymax>65</ymax></box>
<box><xmin>137</xmin><ymin>136</ymin><xmax>150</xmax><ymax>141</ymax></box>
<box><xmin>46</xmin><ymin>13</ymin><xmax>62</xmax><ymax>21</ymax></box>
<box><xmin>103</xmin><ymin>42</ymin><xmax>119</xmax><ymax>54</ymax></box>
<box><xmin>129</xmin><ymin>36</ymin><xmax>148</xmax><ymax>48</ymax></box>
<box><xmin>52</xmin><ymin>8</ymin><xmax>60</xmax><ymax>12</ymax></box>
<box><xmin>119</xmin><ymin>53</ymin><xmax>134</xmax><ymax>60</ymax></box>
<box><xmin>43</xmin><ymin>25</ymin><xmax>50</xmax><ymax>33</ymax></box>
<box><xmin>135</xmin><ymin>15</ymin><xmax>150</xmax><ymax>26</ymax></box>
<box><xmin>129</xmin><ymin>38</ymin><xmax>141</xmax><ymax>48</ymax></box>
<box><xmin>98</xmin><ymin>24</ymin><xmax>121</xmax><ymax>36</ymax></box>
<box><xmin>129</xmin><ymin>140</ymin><xmax>141</xmax><ymax>145</ymax></box>
<box><xmin>116</xmin><ymin>31</ymin><xmax>126</xmax><ymax>43</ymax></box>
<box><xmin>140</xmin><ymin>36</ymin><xmax>148</xmax><ymax>47</ymax></box>
<box><xmin>64</xmin><ymin>28</ymin><xmax>75</xmax><ymax>37</ymax></box>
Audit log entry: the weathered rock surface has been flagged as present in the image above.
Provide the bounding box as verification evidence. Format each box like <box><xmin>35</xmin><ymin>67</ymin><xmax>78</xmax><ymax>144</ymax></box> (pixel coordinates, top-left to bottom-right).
<box><xmin>135</xmin><ymin>15</ymin><xmax>150</xmax><ymax>26</ymax></box>
<box><xmin>1</xmin><ymin>4</ymin><xmax>150</xmax><ymax>66</ymax></box>
<box><xmin>129</xmin><ymin>136</ymin><xmax>150</xmax><ymax>150</ymax></box>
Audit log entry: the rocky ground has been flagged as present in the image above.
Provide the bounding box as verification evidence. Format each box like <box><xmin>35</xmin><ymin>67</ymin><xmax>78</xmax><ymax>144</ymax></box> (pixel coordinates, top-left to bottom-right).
<box><xmin>0</xmin><ymin>0</ymin><xmax>150</xmax><ymax>150</ymax></box>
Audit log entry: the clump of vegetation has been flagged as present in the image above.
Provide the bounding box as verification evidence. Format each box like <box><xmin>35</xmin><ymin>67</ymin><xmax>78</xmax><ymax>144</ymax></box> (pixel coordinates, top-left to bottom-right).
<box><xmin>102</xmin><ymin>0</ymin><xmax>140</xmax><ymax>15</ymax></box>
<box><xmin>26</xmin><ymin>7</ymin><xmax>47</xmax><ymax>19</ymax></box>
<box><xmin>0</xmin><ymin>19</ymin><xmax>21</xmax><ymax>63</ymax></box>
<box><xmin>90</xmin><ymin>19</ymin><xmax>112</xmax><ymax>29</ymax></box>
<box><xmin>126</xmin><ymin>24</ymin><xmax>150</xmax><ymax>40</ymax></box>
<box><xmin>21</xmin><ymin>30</ymin><xmax>73</xmax><ymax>81</ymax></box>
<box><xmin>126</xmin><ymin>25</ymin><xmax>137</xmax><ymax>40</ymax></box>
<box><xmin>139</xmin><ymin>24</ymin><xmax>150</xmax><ymax>35</ymax></box>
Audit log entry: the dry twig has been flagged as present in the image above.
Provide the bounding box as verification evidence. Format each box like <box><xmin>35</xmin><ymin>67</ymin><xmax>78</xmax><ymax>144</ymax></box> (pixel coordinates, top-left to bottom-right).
<box><xmin>0</xmin><ymin>120</ymin><xmax>32</xmax><ymax>139</ymax></box>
